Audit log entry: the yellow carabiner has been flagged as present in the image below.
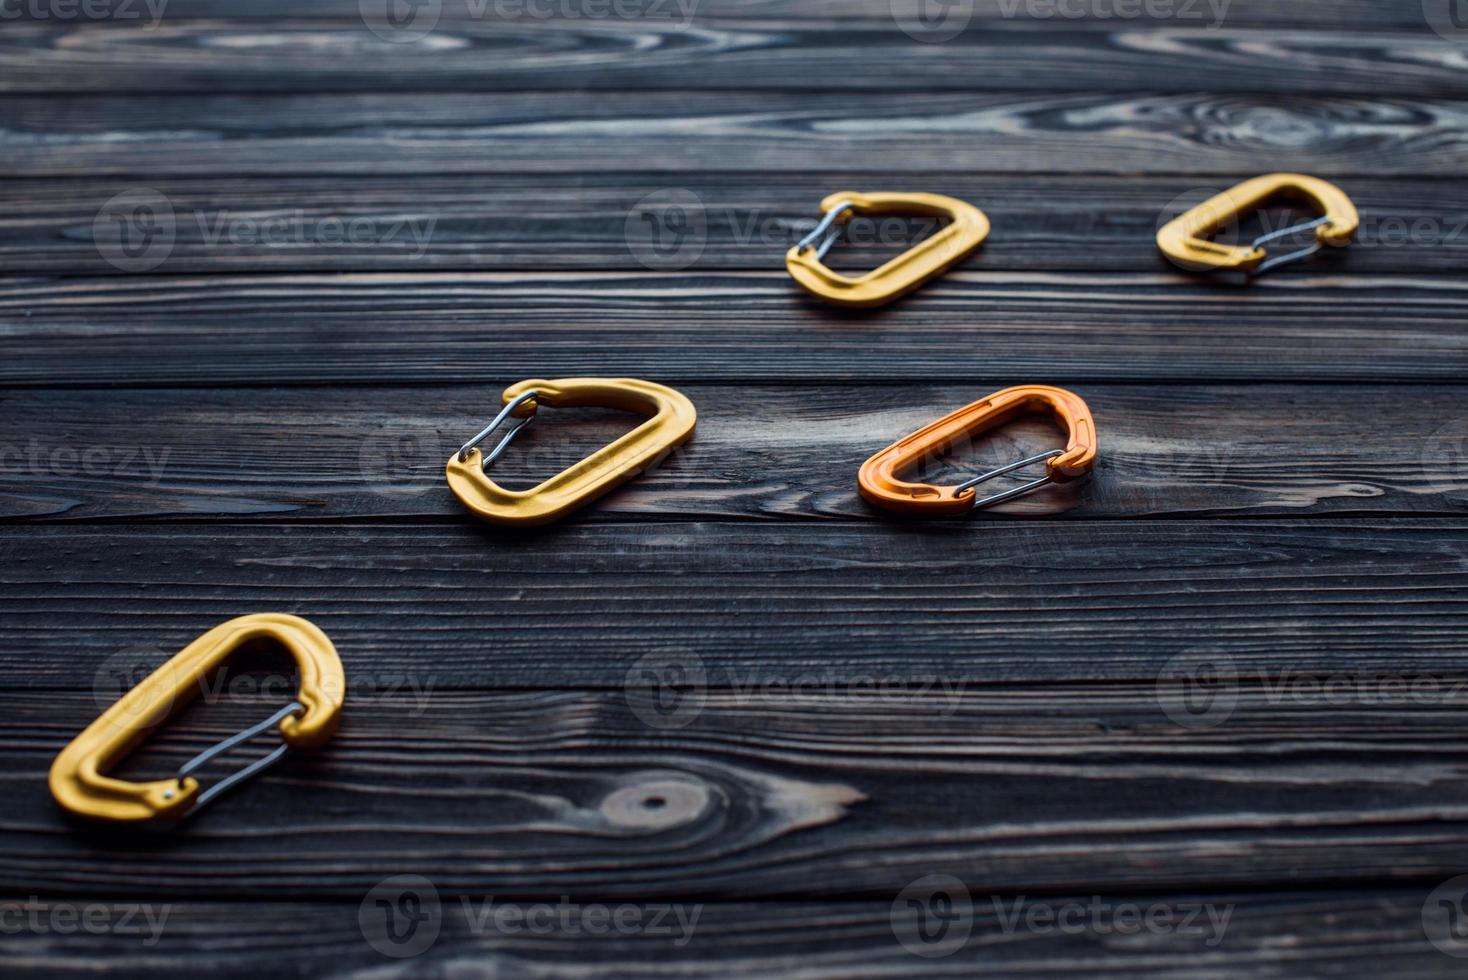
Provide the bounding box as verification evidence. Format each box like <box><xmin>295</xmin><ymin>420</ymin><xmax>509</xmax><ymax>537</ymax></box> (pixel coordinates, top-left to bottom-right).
<box><xmin>1156</xmin><ymin>173</ymin><xmax>1358</xmax><ymax>276</ymax></box>
<box><xmin>785</xmin><ymin>191</ymin><xmax>990</xmax><ymax>308</ymax></box>
<box><xmin>49</xmin><ymin>613</ymin><xmax>345</xmax><ymax>824</ymax></box>
<box><xmin>446</xmin><ymin>377</ymin><xmax>697</xmax><ymax>526</ymax></box>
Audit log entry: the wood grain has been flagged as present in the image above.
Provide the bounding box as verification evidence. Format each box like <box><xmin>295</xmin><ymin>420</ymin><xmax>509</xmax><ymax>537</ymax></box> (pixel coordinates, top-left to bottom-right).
<box><xmin>2</xmin><ymin>92</ymin><xmax>1464</xmax><ymax>177</ymax></box>
<box><xmin>0</xmin><ymin>890</ymin><xmax>1450</xmax><ymax>979</ymax></box>
<box><xmin>3</xmin><ymin>174</ymin><xmax>1464</xmax><ymax>275</ymax></box>
<box><xmin>1</xmin><ymin>0</ymin><xmax>1442</xmax><ymax>28</ymax></box>
<box><xmin>2</xmin><ymin>521</ymin><xmax>1467</xmax><ymax>688</ymax></box>
<box><xmin>2</xmin><ymin>20</ymin><xmax>1463</xmax><ymax>96</ymax></box>
<box><xmin>1</xmin><ymin>383</ymin><xmax>1466</xmax><ymax>523</ymax></box>
<box><xmin>6</xmin><ymin>688</ymin><xmax>1468</xmax><ymax>896</ymax></box>
<box><xmin>1</xmin><ymin>270</ymin><xmax>1464</xmax><ymax>386</ymax></box>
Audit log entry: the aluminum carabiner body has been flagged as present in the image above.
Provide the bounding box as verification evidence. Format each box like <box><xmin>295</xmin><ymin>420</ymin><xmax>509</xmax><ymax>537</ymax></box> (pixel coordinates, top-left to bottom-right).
<box><xmin>446</xmin><ymin>377</ymin><xmax>697</xmax><ymax>526</ymax></box>
<box><xmin>49</xmin><ymin>613</ymin><xmax>345</xmax><ymax>824</ymax></box>
<box><xmin>785</xmin><ymin>191</ymin><xmax>990</xmax><ymax>308</ymax></box>
<box><xmin>858</xmin><ymin>385</ymin><xmax>1097</xmax><ymax>517</ymax></box>
<box><xmin>1156</xmin><ymin>173</ymin><xmax>1358</xmax><ymax>275</ymax></box>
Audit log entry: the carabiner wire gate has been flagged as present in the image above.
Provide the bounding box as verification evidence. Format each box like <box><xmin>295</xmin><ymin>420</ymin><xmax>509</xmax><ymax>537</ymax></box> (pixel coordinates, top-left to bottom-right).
<box><xmin>1249</xmin><ymin>215</ymin><xmax>1329</xmax><ymax>276</ymax></box>
<box><xmin>170</xmin><ymin>700</ymin><xmax>304</xmax><ymax>816</ymax></box>
<box><xmin>794</xmin><ymin>201</ymin><xmax>854</xmax><ymax>262</ymax></box>
<box><xmin>459</xmin><ymin>389</ymin><xmax>539</xmax><ymax>468</ymax></box>
<box><xmin>952</xmin><ymin>448</ymin><xmax>1065</xmax><ymax>510</ymax></box>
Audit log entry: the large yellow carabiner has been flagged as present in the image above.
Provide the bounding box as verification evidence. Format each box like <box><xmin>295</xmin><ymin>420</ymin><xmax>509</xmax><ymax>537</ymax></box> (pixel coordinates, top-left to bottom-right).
<box><xmin>1156</xmin><ymin>173</ymin><xmax>1358</xmax><ymax>276</ymax></box>
<box><xmin>785</xmin><ymin>191</ymin><xmax>990</xmax><ymax>308</ymax></box>
<box><xmin>858</xmin><ymin>385</ymin><xmax>1097</xmax><ymax>517</ymax></box>
<box><xmin>446</xmin><ymin>377</ymin><xmax>697</xmax><ymax>526</ymax></box>
<box><xmin>50</xmin><ymin>613</ymin><xmax>345</xmax><ymax>824</ymax></box>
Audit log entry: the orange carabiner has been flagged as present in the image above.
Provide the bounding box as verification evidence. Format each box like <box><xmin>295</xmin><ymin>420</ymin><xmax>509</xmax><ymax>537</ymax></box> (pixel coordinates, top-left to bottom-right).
<box><xmin>858</xmin><ymin>385</ymin><xmax>1097</xmax><ymax>517</ymax></box>
<box><xmin>785</xmin><ymin>191</ymin><xmax>990</xmax><ymax>308</ymax></box>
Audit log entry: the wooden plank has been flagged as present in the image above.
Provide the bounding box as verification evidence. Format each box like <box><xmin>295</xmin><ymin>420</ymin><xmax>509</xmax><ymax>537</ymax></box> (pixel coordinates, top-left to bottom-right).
<box><xmin>2</xmin><ymin>21</ymin><xmax>1462</xmax><ymax>96</ymax></box>
<box><xmin>5</xmin><ymin>688</ymin><xmax>1468</xmax><ymax>895</ymax></box>
<box><xmin>0</xmin><ymin>0</ymin><xmax>1439</xmax><ymax>29</ymax></box>
<box><xmin>2</xmin><ymin>383</ymin><xmax>1466</xmax><ymax>523</ymax></box>
<box><xmin>2</xmin><ymin>520</ymin><xmax>1467</xmax><ymax>687</ymax></box>
<box><xmin>0</xmin><ymin>890</ymin><xmax>1449</xmax><ymax>978</ymax></box>
<box><xmin>4</xmin><ymin>174</ymin><xmax>1464</xmax><ymax>275</ymax></box>
<box><xmin>0</xmin><ymin>271</ymin><xmax>1464</xmax><ymax>386</ymax></box>
<box><xmin>2</xmin><ymin>92</ymin><xmax>1465</xmax><ymax>177</ymax></box>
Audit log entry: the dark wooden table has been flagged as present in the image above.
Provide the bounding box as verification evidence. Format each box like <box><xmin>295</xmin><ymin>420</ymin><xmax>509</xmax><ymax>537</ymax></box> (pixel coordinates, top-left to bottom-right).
<box><xmin>2</xmin><ymin>1</ymin><xmax>1467</xmax><ymax>975</ymax></box>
